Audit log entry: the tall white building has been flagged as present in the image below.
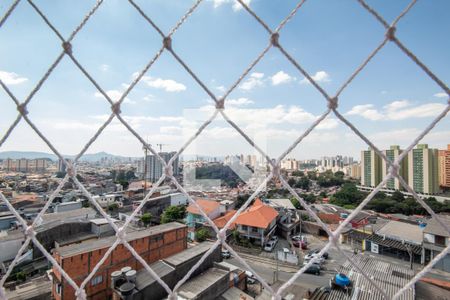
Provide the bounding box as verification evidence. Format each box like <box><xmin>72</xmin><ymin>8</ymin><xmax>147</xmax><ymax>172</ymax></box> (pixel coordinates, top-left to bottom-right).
<box><xmin>137</xmin><ymin>152</ymin><xmax>179</xmax><ymax>182</ymax></box>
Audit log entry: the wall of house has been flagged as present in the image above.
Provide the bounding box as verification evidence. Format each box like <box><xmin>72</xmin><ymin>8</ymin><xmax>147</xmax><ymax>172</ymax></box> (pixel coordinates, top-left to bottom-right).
<box><xmin>54</xmin><ymin>226</ymin><xmax>187</xmax><ymax>300</ymax></box>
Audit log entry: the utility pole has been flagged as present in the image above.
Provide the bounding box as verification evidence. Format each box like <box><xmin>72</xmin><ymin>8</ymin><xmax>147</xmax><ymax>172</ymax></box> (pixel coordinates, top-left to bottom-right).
<box><xmin>405</xmin><ymin>244</ymin><xmax>413</xmax><ymax>270</ymax></box>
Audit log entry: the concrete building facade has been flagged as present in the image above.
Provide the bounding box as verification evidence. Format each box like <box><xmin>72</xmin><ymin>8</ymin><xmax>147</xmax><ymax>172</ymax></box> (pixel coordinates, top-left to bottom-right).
<box><xmin>438</xmin><ymin>144</ymin><xmax>450</xmax><ymax>188</ymax></box>
<box><xmin>137</xmin><ymin>152</ymin><xmax>179</xmax><ymax>182</ymax></box>
<box><xmin>51</xmin><ymin>222</ymin><xmax>187</xmax><ymax>300</ymax></box>
<box><xmin>3</xmin><ymin>158</ymin><xmax>47</xmax><ymax>173</ymax></box>
<box><xmin>382</xmin><ymin>145</ymin><xmax>408</xmax><ymax>190</ymax></box>
<box><xmin>361</xmin><ymin>148</ymin><xmax>382</xmax><ymax>188</ymax></box>
<box><xmin>407</xmin><ymin>144</ymin><xmax>439</xmax><ymax>194</ymax></box>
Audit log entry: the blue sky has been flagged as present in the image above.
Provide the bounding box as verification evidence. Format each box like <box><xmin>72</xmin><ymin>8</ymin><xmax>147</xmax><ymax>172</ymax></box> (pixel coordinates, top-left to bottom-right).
<box><xmin>0</xmin><ymin>0</ymin><xmax>449</xmax><ymax>159</ymax></box>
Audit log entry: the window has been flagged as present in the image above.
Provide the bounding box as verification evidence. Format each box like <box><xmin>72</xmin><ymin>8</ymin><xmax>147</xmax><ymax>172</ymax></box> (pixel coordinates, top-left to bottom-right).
<box><xmin>435</xmin><ymin>235</ymin><xmax>446</xmax><ymax>246</ymax></box>
<box><xmin>91</xmin><ymin>275</ymin><xmax>103</xmax><ymax>286</ymax></box>
<box><xmin>252</xmin><ymin>227</ymin><xmax>258</xmax><ymax>233</ymax></box>
<box><xmin>242</xmin><ymin>225</ymin><xmax>248</xmax><ymax>230</ymax></box>
<box><xmin>56</xmin><ymin>283</ymin><xmax>62</xmax><ymax>295</ymax></box>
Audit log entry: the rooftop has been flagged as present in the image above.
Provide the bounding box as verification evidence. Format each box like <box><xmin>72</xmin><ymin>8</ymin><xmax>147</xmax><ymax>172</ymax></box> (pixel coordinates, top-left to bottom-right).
<box><xmin>376</xmin><ymin>220</ymin><xmax>423</xmax><ymax>245</ymax></box>
<box><xmin>176</xmin><ymin>267</ymin><xmax>229</xmax><ymax>299</ymax></box>
<box><xmin>163</xmin><ymin>241</ymin><xmax>214</xmax><ymax>267</ymax></box>
<box><xmin>328</xmin><ymin>255</ymin><xmax>415</xmax><ymax>300</ymax></box>
<box><xmin>134</xmin><ymin>260</ymin><xmax>174</xmax><ymax>290</ymax></box>
<box><xmin>56</xmin><ymin>222</ymin><xmax>186</xmax><ymax>258</ymax></box>
<box><xmin>424</xmin><ymin>215</ymin><xmax>450</xmax><ymax>237</ymax></box>
<box><xmin>265</xmin><ymin>198</ymin><xmax>296</xmax><ymax>210</ymax></box>
<box><xmin>213</xmin><ymin>210</ymin><xmax>237</xmax><ymax>230</ymax></box>
<box><xmin>187</xmin><ymin>199</ymin><xmax>220</xmax><ymax>216</ymax></box>
<box><xmin>235</xmin><ymin>199</ymin><xmax>278</xmax><ymax>229</ymax></box>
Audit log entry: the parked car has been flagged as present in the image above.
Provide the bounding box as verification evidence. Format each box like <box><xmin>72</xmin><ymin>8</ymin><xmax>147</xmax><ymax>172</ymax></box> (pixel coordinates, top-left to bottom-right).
<box><xmin>304</xmin><ymin>253</ymin><xmax>325</xmax><ymax>264</ymax></box>
<box><xmin>282</xmin><ymin>247</ymin><xmax>290</xmax><ymax>254</ymax></box>
<box><xmin>245</xmin><ymin>271</ymin><xmax>257</xmax><ymax>284</ymax></box>
<box><xmin>270</xmin><ymin>236</ymin><xmax>279</xmax><ymax>243</ymax></box>
<box><xmin>303</xmin><ymin>260</ymin><xmax>322</xmax><ymax>270</ymax></box>
<box><xmin>304</xmin><ymin>263</ymin><xmax>321</xmax><ymax>275</ymax></box>
<box><xmin>307</xmin><ymin>248</ymin><xmax>329</xmax><ymax>259</ymax></box>
<box><xmin>221</xmin><ymin>249</ymin><xmax>231</xmax><ymax>259</ymax></box>
<box><xmin>264</xmin><ymin>240</ymin><xmax>276</xmax><ymax>252</ymax></box>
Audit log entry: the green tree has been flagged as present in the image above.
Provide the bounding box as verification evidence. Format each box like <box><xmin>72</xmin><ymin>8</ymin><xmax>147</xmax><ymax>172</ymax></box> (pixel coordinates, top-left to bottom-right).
<box><xmin>232</xmin><ymin>229</ymin><xmax>240</xmax><ymax>243</ymax></box>
<box><xmin>292</xmin><ymin>170</ymin><xmax>304</xmax><ymax>177</ymax></box>
<box><xmin>108</xmin><ymin>203</ymin><xmax>119</xmax><ymax>212</ymax></box>
<box><xmin>161</xmin><ymin>205</ymin><xmax>187</xmax><ymax>223</ymax></box>
<box><xmin>16</xmin><ymin>272</ymin><xmax>26</xmax><ymax>282</ymax></box>
<box><xmin>288</xmin><ymin>178</ymin><xmax>296</xmax><ymax>186</ymax></box>
<box><xmin>140</xmin><ymin>212</ymin><xmax>152</xmax><ymax>227</ymax></box>
<box><xmin>290</xmin><ymin>197</ymin><xmax>301</xmax><ymax>209</ymax></box>
<box><xmin>196</xmin><ymin>227</ymin><xmax>210</xmax><ymax>242</ymax></box>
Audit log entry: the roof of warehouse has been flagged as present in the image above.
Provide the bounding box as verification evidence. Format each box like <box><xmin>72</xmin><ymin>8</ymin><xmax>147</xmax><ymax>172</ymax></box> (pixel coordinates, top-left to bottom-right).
<box><xmin>328</xmin><ymin>255</ymin><xmax>415</xmax><ymax>300</ymax></box>
<box><xmin>177</xmin><ymin>267</ymin><xmax>229</xmax><ymax>299</ymax></box>
<box><xmin>56</xmin><ymin>222</ymin><xmax>186</xmax><ymax>258</ymax></box>
<box><xmin>163</xmin><ymin>241</ymin><xmax>214</xmax><ymax>267</ymax></box>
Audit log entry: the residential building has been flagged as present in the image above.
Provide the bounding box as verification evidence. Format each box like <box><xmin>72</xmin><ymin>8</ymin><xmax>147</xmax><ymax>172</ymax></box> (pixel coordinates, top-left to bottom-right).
<box><xmin>349</xmin><ymin>163</ymin><xmax>361</xmax><ymax>179</ymax></box>
<box><xmin>361</xmin><ymin>148</ymin><xmax>382</xmax><ymax>187</ymax></box>
<box><xmin>234</xmin><ymin>199</ymin><xmax>278</xmax><ymax>245</ymax></box>
<box><xmin>3</xmin><ymin>158</ymin><xmax>47</xmax><ymax>173</ymax></box>
<box><xmin>438</xmin><ymin>144</ymin><xmax>450</xmax><ymax>188</ymax></box>
<box><xmin>382</xmin><ymin>145</ymin><xmax>408</xmax><ymax>190</ymax></box>
<box><xmin>280</xmin><ymin>158</ymin><xmax>298</xmax><ymax>170</ymax></box>
<box><xmin>186</xmin><ymin>199</ymin><xmax>221</xmax><ymax>240</ymax></box>
<box><xmin>422</xmin><ymin>215</ymin><xmax>450</xmax><ymax>272</ymax></box>
<box><xmin>407</xmin><ymin>144</ymin><xmax>439</xmax><ymax>194</ymax></box>
<box><xmin>51</xmin><ymin>222</ymin><xmax>187</xmax><ymax>300</ymax></box>
<box><xmin>137</xmin><ymin>152</ymin><xmax>179</xmax><ymax>183</ymax></box>
<box><xmin>110</xmin><ymin>242</ymin><xmax>222</xmax><ymax>300</ymax></box>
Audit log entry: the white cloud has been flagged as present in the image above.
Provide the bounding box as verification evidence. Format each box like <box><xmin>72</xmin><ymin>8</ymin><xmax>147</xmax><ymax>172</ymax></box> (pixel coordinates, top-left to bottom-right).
<box><xmin>434</xmin><ymin>92</ymin><xmax>448</xmax><ymax>98</ymax></box>
<box><xmin>300</xmin><ymin>71</ymin><xmax>331</xmax><ymax>84</ymax></box>
<box><xmin>210</xmin><ymin>0</ymin><xmax>251</xmax><ymax>11</ymax></box>
<box><xmin>346</xmin><ymin>104</ymin><xmax>384</xmax><ymax>121</ymax></box>
<box><xmin>226</xmin><ymin>98</ymin><xmax>254</xmax><ymax>107</ymax></box>
<box><xmin>239</xmin><ymin>72</ymin><xmax>264</xmax><ymax>91</ymax></box>
<box><xmin>99</xmin><ymin>64</ymin><xmax>110</xmax><ymax>72</ymax></box>
<box><xmin>0</xmin><ymin>70</ymin><xmax>28</xmax><ymax>85</ymax></box>
<box><xmin>346</xmin><ymin>99</ymin><xmax>447</xmax><ymax>121</ymax></box>
<box><xmin>141</xmin><ymin>76</ymin><xmax>186</xmax><ymax>92</ymax></box>
<box><xmin>94</xmin><ymin>90</ymin><xmax>136</xmax><ymax>104</ymax></box>
<box><xmin>215</xmin><ymin>85</ymin><xmax>226</xmax><ymax>93</ymax></box>
<box><xmin>271</xmin><ymin>71</ymin><xmax>294</xmax><ymax>86</ymax></box>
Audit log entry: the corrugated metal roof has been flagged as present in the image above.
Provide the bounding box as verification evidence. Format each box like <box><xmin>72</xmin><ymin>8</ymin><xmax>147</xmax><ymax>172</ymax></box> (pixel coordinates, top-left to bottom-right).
<box><xmin>134</xmin><ymin>261</ymin><xmax>174</xmax><ymax>290</ymax></box>
<box><xmin>163</xmin><ymin>241</ymin><xmax>214</xmax><ymax>267</ymax></box>
<box><xmin>328</xmin><ymin>255</ymin><xmax>415</xmax><ymax>300</ymax></box>
<box><xmin>423</xmin><ymin>215</ymin><xmax>450</xmax><ymax>237</ymax></box>
<box><xmin>177</xmin><ymin>267</ymin><xmax>229</xmax><ymax>299</ymax></box>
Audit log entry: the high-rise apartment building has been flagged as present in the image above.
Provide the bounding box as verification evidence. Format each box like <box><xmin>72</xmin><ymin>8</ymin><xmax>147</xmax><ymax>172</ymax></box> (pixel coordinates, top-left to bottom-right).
<box><xmin>382</xmin><ymin>145</ymin><xmax>408</xmax><ymax>190</ymax></box>
<box><xmin>361</xmin><ymin>148</ymin><xmax>382</xmax><ymax>187</ymax></box>
<box><xmin>137</xmin><ymin>152</ymin><xmax>179</xmax><ymax>182</ymax></box>
<box><xmin>438</xmin><ymin>144</ymin><xmax>450</xmax><ymax>188</ymax></box>
<box><xmin>407</xmin><ymin>144</ymin><xmax>439</xmax><ymax>194</ymax></box>
<box><xmin>280</xmin><ymin>158</ymin><xmax>299</xmax><ymax>170</ymax></box>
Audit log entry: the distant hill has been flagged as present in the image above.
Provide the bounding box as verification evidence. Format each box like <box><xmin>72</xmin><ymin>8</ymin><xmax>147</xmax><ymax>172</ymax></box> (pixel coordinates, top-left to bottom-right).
<box><xmin>0</xmin><ymin>151</ymin><xmax>140</xmax><ymax>162</ymax></box>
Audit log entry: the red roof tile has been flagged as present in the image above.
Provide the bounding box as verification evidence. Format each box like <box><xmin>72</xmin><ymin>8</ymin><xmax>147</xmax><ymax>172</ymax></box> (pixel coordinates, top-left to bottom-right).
<box><xmin>235</xmin><ymin>199</ymin><xmax>278</xmax><ymax>229</ymax></box>
<box><xmin>187</xmin><ymin>199</ymin><xmax>220</xmax><ymax>216</ymax></box>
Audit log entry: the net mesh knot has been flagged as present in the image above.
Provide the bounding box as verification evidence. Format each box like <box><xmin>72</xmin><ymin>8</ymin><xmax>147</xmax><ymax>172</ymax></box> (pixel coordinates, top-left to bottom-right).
<box><xmin>270</xmin><ymin>32</ymin><xmax>280</xmax><ymax>47</ymax></box>
<box><xmin>215</xmin><ymin>98</ymin><xmax>225</xmax><ymax>109</ymax></box>
<box><xmin>17</xmin><ymin>103</ymin><xmax>28</xmax><ymax>115</ymax></box>
<box><xmin>163</xmin><ymin>36</ymin><xmax>172</xmax><ymax>50</ymax></box>
<box><xmin>111</xmin><ymin>102</ymin><xmax>121</xmax><ymax>114</ymax></box>
<box><xmin>75</xmin><ymin>288</ymin><xmax>87</xmax><ymax>300</ymax></box>
<box><xmin>386</xmin><ymin>26</ymin><xmax>396</xmax><ymax>41</ymax></box>
<box><xmin>389</xmin><ymin>162</ymin><xmax>400</xmax><ymax>177</ymax></box>
<box><xmin>164</xmin><ymin>165</ymin><xmax>174</xmax><ymax>177</ymax></box>
<box><xmin>116</xmin><ymin>227</ymin><xmax>127</xmax><ymax>242</ymax></box>
<box><xmin>217</xmin><ymin>229</ymin><xmax>226</xmax><ymax>243</ymax></box>
<box><xmin>62</xmin><ymin>41</ymin><xmax>72</xmax><ymax>54</ymax></box>
<box><xmin>24</xmin><ymin>226</ymin><xmax>36</xmax><ymax>239</ymax></box>
<box><xmin>328</xmin><ymin>97</ymin><xmax>338</xmax><ymax>110</ymax></box>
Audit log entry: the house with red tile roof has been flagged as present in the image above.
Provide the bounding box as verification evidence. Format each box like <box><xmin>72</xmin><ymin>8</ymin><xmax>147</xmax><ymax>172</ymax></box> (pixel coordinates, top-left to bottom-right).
<box><xmin>186</xmin><ymin>199</ymin><xmax>221</xmax><ymax>240</ymax></box>
<box><xmin>234</xmin><ymin>199</ymin><xmax>278</xmax><ymax>246</ymax></box>
<box><xmin>213</xmin><ymin>209</ymin><xmax>237</xmax><ymax>230</ymax></box>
